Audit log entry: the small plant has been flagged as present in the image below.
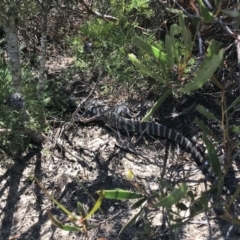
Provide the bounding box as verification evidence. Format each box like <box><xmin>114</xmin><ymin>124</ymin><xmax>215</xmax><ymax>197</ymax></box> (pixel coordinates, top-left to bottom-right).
<box><xmin>126</xmin><ymin>3</ymin><xmax>240</xmax><ymax>231</ymax></box>
<box><xmin>35</xmin><ymin>162</ymin><xmax>240</xmax><ymax>237</ymax></box>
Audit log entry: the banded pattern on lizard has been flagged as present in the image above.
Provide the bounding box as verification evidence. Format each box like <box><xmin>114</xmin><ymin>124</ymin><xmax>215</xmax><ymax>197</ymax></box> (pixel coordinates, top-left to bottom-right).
<box><xmin>81</xmin><ymin>104</ymin><xmax>209</xmax><ymax>172</ymax></box>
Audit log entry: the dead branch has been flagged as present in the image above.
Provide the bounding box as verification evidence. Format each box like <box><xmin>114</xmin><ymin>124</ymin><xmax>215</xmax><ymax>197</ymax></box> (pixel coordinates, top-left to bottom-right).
<box><xmin>75</xmin><ymin>0</ymin><xmax>118</xmax><ymax>22</ymax></box>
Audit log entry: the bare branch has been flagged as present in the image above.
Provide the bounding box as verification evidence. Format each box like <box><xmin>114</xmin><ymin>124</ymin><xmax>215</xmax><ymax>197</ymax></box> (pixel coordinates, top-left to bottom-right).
<box><xmin>74</xmin><ymin>0</ymin><xmax>118</xmax><ymax>22</ymax></box>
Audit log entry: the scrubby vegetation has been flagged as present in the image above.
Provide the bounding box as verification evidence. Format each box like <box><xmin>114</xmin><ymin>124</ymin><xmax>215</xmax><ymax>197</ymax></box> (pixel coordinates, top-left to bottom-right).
<box><xmin>1</xmin><ymin>1</ymin><xmax>240</xmax><ymax>239</ymax></box>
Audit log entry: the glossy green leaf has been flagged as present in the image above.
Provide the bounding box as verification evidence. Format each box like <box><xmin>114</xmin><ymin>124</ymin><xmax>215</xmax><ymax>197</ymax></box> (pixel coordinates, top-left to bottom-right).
<box><xmin>183</xmin><ymin>42</ymin><xmax>224</xmax><ymax>92</ymax></box>
<box><xmin>128</xmin><ymin>53</ymin><xmax>163</xmax><ymax>82</ymax></box>
<box><xmin>195</xmin><ymin>104</ymin><xmax>221</xmax><ymax>122</ymax></box>
<box><xmin>132</xmin><ymin>36</ymin><xmax>167</xmax><ymax>61</ymax></box>
<box><xmin>154</xmin><ymin>184</ymin><xmax>188</xmax><ymax>208</ymax></box>
<box><xmin>97</xmin><ymin>189</ymin><xmax>143</xmax><ymax>200</ymax></box>
<box><xmin>198</xmin><ymin>0</ymin><xmax>215</xmax><ymax>23</ymax></box>
<box><xmin>203</xmin><ymin>134</ymin><xmax>222</xmax><ymax>178</ymax></box>
<box><xmin>84</xmin><ymin>193</ymin><xmax>104</xmax><ymax>220</ymax></box>
<box><xmin>142</xmin><ymin>90</ymin><xmax>172</xmax><ymax>122</ymax></box>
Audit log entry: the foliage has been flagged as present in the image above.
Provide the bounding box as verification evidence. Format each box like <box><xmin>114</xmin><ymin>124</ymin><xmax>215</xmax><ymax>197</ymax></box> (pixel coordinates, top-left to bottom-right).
<box><xmin>125</xmin><ymin>2</ymin><xmax>240</xmax><ymax>232</ymax></box>
<box><xmin>69</xmin><ymin>0</ymin><xmax>155</xmax><ymax>94</ymax></box>
<box><xmin>1</xmin><ymin>0</ymin><xmax>240</xmax><ymax>237</ymax></box>
<box><xmin>37</xmin><ymin>1</ymin><xmax>240</xmax><ymax>236</ymax></box>
<box><xmin>0</xmin><ymin>0</ymin><xmax>38</xmax><ymax>21</ymax></box>
<box><xmin>0</xmin><ymin>61</ymin><xmax>46</xmax><ymax>162</ymax></box>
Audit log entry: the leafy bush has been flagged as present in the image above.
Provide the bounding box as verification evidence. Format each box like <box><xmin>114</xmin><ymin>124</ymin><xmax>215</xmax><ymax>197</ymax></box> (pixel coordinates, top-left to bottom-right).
<box><xmin>69</xmin><ymin>0</ymin><xmax>157</xmax><ymax>93</ymax></box>
<box><xmin>0</xmin><ymin>61</ymin><xmax>46</xmax><ymax>162</ymax></box>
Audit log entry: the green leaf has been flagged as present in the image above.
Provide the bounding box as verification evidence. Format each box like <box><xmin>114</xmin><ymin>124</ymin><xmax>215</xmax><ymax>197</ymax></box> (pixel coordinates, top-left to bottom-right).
<box><xmin>167</xmin><ymin>8</ymin><xmax>187</xmax><ymax>15</ymax></box>
<box><xmin>77</xmin><ymin>202</ymin><xmax>88</xmax><ymax>228</ymax></box>
<box><xmin>178</xmin><ymin>11</ymin><xmax>186</xmax><ymax>31</ymax></box>
<box><xmin>182</xmin><ymin>28</ymin><xmax>193</xmax><ymax>54</ymax></box>
<box><xmin>84</xmin><ymin>192</ymin><xmax>104</xmax><ymax>220</ymax></box>
<box><xmin>165</xmin><ymin>35</ymin><xmax>174</xmax><ymax>67</ymax></box>
<box><xmin>142</xmin><ymin>90</ymin><xmax>172</xmax><ymax>122</ymax></box>
<box><xmin>189</xmin><ymin>193</ymin><xmax>208</xmax><ymax>216</ymax></box>
<box><xmin>226</xmin><ymin>185</ymin><xmax>240</xmax><ymax>211</ymax></box>
<box><xmin>131</xmin><ymin>198</ymin><xmax>147</xmax><ymax>209</ymax></box>
<box><xmin>206</xmin><ymin>40</ymin><xmax>223</xmax><ymax>57</ymax></box>
<box><xmin>48</xmin><ymin>211</ymin><xmax>82</xmax><ymax>231</ymax></box>
<box><xmin>170</xmin><ymin>24</ymin><xmax>182</xmax><ymax>37</ymax></box>
<box><xmin>132</xmin><ymin>36</ymin><xmax>167</xmax><ymax>61</ymax></box>
<box><xmin>231</xmin><ymin>125</ymin><xmax>240</xmax><ymax>133</ymax></box>
<box><xmin>34</xmin><ymin>177</ymin><xmax>76</xmax><ymax>220</ymax></box>
<box><xmin>226</xmin><ymin>95</ymin><xmax>240</xmax><ymax>112</ymax></box>
<box><xmin>97</xmin><ymin>189</ymin><xmax>144</xmax><ymax>200</ymax></box>
<box><xmin>210</xmin><ymin>75</ymin><xmax>223</xmax><ymax>89</ymax></box>
<box><xmin>216</xmin><ymin>177</ymin><xmax>225</xmax><ymax>199</ymax></box>
<box><xmin>77</xmin><ymin>202</ymin><xmax>85</xmax><ymax>216</ymax></box>
<box><xmin>183</xmin><ymin>42</ymin><xmax>224</xmax><ymax>92</ymax></box>
<box><xmin>154</xmin><ymin>184</ymin><xmax>188</xmax><ymax>208</ymax></box>
<box><xmin>128</xmin><ymin>53</ymin><xmax>164</xmax><ymax>82</ymax></box>
<box><xmin>198</xmin><ymin>0</ymin><xmax>215</xmax><ymax>23</ymax></box>
<box><xmin>215</xmin><ymin>0</ymin><xmax>222</xmax><ymax>9</ymax></box>
<box><xmin>118</xmin><ymin>207</ymin><xmax>144</xmax><ymax>236</ymax></box>
<box><xmin>203</xmin><ymin>134</ymin><xmax>222</xmax><ymax>178</ymax></box>
<box><xmin>194</xmin><ymin>117</ymin><xmax>221</xmax><ymax>142</ymax></box>
<box><xmin>195</xmin><ymin>104</ymin><xmax>221</xmax><ymax>122</ymax></box>
<box><xmin>169</xmin><ymin>27</ymin><xmax>180</xmax><ymax>63</ymax></box>
<box><xmin>158</xmin><ymin>178</ymin><xmax>174</xmax><ymax>191</ymax></box>
<box><xmin>221</xmin><ymin>10</ymin><xmax>240</xmax><ymax>18</ymax></box>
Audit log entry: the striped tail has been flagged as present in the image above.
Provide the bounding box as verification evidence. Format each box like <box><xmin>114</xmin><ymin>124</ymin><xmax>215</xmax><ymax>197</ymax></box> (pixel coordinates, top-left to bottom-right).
<box><xmin>104</xmin><ymin>112</ymin><xmax>206</xmax><ymax>168</ymax></box>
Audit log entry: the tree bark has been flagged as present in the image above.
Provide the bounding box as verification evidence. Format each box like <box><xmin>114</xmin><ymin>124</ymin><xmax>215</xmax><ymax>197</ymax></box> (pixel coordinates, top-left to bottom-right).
<box><xmin>38</xmin><ymin>0</ymin><xmax>50</xmax><ymax>95</ymax></box>
<box><xmin>2</xmin><ymin>8</ymin><xmax>22</xmax><ymax>91</ymax></box>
